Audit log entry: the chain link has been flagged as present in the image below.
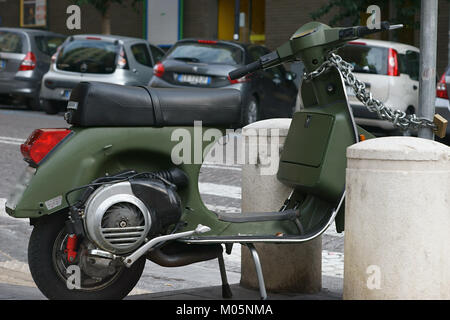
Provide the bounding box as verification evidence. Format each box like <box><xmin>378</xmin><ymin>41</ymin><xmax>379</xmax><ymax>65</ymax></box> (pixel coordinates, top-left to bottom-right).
<box><xmin>303</xmin><ymin>53</ymin><xmax>436</xmax><ymax>131</ymax></box>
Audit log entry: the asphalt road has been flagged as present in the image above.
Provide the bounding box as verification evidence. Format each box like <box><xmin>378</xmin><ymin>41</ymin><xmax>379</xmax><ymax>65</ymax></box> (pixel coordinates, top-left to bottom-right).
<box><xmin>0</xmin><ymin>104</ymin><xmax>344</xmax><ymax>299</ymax></box>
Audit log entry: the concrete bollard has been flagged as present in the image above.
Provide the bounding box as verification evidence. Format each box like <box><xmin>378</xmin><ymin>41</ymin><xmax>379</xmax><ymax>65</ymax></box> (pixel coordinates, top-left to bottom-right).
<box><xmin>240</xmin><ymin>119</ymin><xmax>322</xmax><ymax>293</ymax></box>
<box><xmin>344</xmin><ymin>136</ymin><xmax>450</xmax><ymax>299</ymax></box>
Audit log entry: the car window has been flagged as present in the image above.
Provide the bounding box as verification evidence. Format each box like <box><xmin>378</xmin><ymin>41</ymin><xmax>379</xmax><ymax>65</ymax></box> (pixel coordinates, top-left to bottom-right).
<box><xmin>34</xmin><ymin>36</ymin><xmax>65</xmax><ymax>56</ymax></box>
<box><xmin>56</xmin><ymin>39</ymin><xmax>119</xmax><ymax>74</ymax></box>
<box><xmin>0</xmin><ymin>31</ymin><xmax>24</xmax><ymax>53</ymax></box>
<box><xmin>131</xmin><ymin>43</ymin><xmax>152</xmax><ymax>67</ymax></box>
<box><xmin>166</xmin><ymin>42</ymin><xmax>243</xmax><ymax>65</ymax></box>
<box><xmin>248</xmin><ymin>46</ymin><xmax>266</xmax><ymax>62</ymax></box>
<box><xmin>150</xmin><ymin>44</ymin><xmax>165</xmax><ymax>64</ymax></box>
<box><xmin>338</xmin><ymin>44</ymin><xmax>388</xmax><ymax>75</ymax></box>
<box><xmin>399</xmin><ymin>50</ymin><xmax>419</xmax><ymax>81</ymax></box>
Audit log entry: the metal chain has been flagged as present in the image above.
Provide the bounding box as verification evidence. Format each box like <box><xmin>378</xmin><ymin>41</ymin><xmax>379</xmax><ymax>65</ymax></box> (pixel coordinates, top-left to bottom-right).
<box><xmin>303</xmin><ymin>52</ymin><xmax>437</xmax><ymax>131</ymax></box>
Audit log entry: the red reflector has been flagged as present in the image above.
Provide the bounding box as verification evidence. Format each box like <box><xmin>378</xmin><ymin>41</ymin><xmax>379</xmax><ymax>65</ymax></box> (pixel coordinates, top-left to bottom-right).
<box><xmin>20</xmin><ymin>129</ymin><xmax>71</xmax><ymax>166</ymax></box>
<box><xmin>153</xmin><ymin>62</ymin><xmax>165</xmax><ymax>78</ymax></box>
<box><xmin>86</xmin><ymin>36</ymin><xmax>102</xmax><ymax>40</ymax></box>
<box><xmin>198</xmin><ymin>40</ymin><xmax>217</xmax><ymax>44</ymax></box>
<box><xmin>19</xmin><ymin>52</ymin><xmax>36</xmax><ymax>71</ymax></box>
<box><xmin>436</xmin><ymin>72</ymin><xmax>448</xmax><ymax>99</ymax></box>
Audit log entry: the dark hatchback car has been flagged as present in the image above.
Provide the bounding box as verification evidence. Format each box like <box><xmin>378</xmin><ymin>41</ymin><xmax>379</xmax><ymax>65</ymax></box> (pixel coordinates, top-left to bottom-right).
<box><xmin>149</xmin><ymin>39</ymin><xmax>298</xmax><ymax>125</ymax></box>
<box><xmin>0</xmin><ymin>28</ymin><xmax>65</xmax><ymax>110</ymax></box>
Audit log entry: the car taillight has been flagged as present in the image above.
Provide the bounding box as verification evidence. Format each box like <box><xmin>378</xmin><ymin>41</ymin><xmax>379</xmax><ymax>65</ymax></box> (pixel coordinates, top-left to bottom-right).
<box><xmin>20</xmin><ymin>129</ymin><xmax>71</xmax><ymax>166</ymax></box>
<box><xmin>153</xmin><ymin>62</ymin><xmax>165</xmax><ymax>78</ymax></box>
<box><xmin>19</xmin><ymin>52</ymin><xmax>36</xmax><ymax>71</ymax></box>
<box><xmin>436</xmin><ymin>72</ymin><xmax>448</xmax><ymax>99</ymax></box>
<box><xmin>228</xmin><ymin>74</ymin><xmax>251</xmax><ymax>84</ymax></box>
<box><xmin>387</xmin><ymin>48</ymin><xmax>399</xmax><ymax>76</ymax></box>
<box><xmin>117</xmin><ymin>46</ymin><xmax>129</xmax><ymax>69</ymax></box>
<box><xmin>198</xmin><ymin>40</ymin><xmax>217</xmax><ymax>44</ymax></box>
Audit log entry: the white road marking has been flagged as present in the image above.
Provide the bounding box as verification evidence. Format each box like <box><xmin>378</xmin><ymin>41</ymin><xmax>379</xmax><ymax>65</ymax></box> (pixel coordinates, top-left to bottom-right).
<box><xmin>202</xmin><ymin>164</ymin><xmax>242</xmax><ymax>171</ymax></box>
<box><xmin>198</xmin><ymin>182</ymin><xmax>241</xmax><ymax>199</ymax></box>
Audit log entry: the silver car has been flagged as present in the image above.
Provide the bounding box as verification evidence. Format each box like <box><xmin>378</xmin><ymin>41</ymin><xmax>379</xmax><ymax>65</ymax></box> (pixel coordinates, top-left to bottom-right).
<box><xmin>0</xmin><ymin>28</ymin><xmax>65</xmax><ymax>110</ymax></box>
<box><xmin>40</xmin><ymin>34</ymin><xmax>165</xmax><ymax>114</ymax></box>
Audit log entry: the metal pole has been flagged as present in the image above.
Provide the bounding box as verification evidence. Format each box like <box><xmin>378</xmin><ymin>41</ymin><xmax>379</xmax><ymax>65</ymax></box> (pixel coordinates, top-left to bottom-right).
<box><xmin>234</xmin><ymin>0</ymin><xmax>240</xmax><ymax>41</ymax></box>
<box><xmin>418</xmin><ymin>0</ymin><xmax>438</xmax><ymax>139</ymax></box>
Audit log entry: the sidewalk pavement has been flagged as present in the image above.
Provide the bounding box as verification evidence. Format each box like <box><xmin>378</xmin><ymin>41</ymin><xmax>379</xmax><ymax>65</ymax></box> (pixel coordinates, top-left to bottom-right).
<box><xmin>0</xmin><ymin>275</ymin><xmax>342</xmax><ymax>300</ymax></box>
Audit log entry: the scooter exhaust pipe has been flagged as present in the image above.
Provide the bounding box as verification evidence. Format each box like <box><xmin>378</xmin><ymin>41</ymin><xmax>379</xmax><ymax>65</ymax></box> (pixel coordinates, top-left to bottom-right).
<box><xmin>146</xmin><ymin>242</ymin><xmax>223</xmax><ymax>267</ymax></box>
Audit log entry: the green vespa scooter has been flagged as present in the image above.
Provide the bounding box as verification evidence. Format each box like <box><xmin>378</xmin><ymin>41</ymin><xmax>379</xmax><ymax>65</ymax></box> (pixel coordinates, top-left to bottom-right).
<box><xmin>5</xmin><ymin>21</ymin><xmax>445</xmax><ymax>300</ymax></box>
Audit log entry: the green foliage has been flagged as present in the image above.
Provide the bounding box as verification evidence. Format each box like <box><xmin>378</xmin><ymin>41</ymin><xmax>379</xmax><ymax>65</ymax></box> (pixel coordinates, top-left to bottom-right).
<box><xmin>71</xmin><ymin>0</ymin><xmax>143</xmax><ymax>16</ymax></box>
<box><xmin>310</xmin><ymin>0</ymin><xmax>421</xmax><ymax>29</ymax></box>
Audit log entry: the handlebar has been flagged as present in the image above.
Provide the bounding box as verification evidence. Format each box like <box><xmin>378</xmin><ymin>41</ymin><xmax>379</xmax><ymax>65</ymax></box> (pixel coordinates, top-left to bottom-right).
<box><xmin>229</xmin><ymin>21</ymin><xmax>403</xmax><ymax>80</ymax></box>
<box><xmin>228</xmin><ymin>60</ymin><xmax>261</xmax><ymax>80</ymax></box>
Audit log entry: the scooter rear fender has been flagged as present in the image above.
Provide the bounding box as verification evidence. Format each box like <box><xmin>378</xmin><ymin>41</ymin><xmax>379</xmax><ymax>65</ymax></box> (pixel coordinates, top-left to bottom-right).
<box><xmin>5</xmin><ymin>125</ymin><xmax>223</xmax><ymax>220</ymax></box>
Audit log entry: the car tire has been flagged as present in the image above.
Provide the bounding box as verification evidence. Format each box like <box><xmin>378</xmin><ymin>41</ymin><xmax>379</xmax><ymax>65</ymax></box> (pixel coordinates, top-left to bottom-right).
<box><xmin>26</xmin><ymin>94</ymin><xmax>42</xmax><ymax>111</ymax></box>
<box><xmin>242</xmin><ymin>96</ymin><xmax>260</xmax><ymax>126</ymax></box>
<box><xmin>42</xmin><ymin>99</ymin><xmax>61</xmax><ymax>115</ymax></box>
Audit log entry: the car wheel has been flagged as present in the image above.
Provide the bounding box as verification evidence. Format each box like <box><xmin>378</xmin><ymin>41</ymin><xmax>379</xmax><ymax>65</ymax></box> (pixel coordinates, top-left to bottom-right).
<box><xmin>242</xmin><ymin>96</ymin><xmax>259</xmax><ymax>126</ymax></box>
<box><xmin>26</xmin><ymin>94</ymin><xmax>42</xmax><ymax>111</ymax></box>
<box><xmin>42</xmin><ymin>99</ymin><xmax>61</xmax><ymax>115</ymax></box>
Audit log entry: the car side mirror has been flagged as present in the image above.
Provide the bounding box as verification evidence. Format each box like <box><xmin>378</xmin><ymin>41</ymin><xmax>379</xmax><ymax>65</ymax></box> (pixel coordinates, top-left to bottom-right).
<box><xmin>286</xmin><ymin>71</ymin><xmax>297</xmax><ymax>81</ymax></box>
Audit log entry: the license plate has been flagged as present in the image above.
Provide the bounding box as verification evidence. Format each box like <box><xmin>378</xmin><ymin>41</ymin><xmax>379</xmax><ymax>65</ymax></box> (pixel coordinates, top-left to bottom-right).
<box><xmin>346</xmin><ymin>86</ymin><xmax>355</xmax><ymax>96</ymax></box>
<box><xmin>63</xmin><ymin>89</ymin><xmax>71</xmax><ymax>99</ymax></box>
<box><xmin>0</xmin><ymin>60</ymin><xmax>6</xmax><ymax>71</ymax></box>
<box><xmin>177</xmin><ymin>74</ymin><xmax>211</xmax><ymax>85</ymax></box>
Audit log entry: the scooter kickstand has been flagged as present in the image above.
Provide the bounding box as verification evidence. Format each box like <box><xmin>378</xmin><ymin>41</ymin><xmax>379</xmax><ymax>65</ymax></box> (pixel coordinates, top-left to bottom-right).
<box><xmin>218</xmin><ymin>252</ymin><xmax>233</xmax><ymax>299</ymax></box>
<box><xmin>245</xmin><ymin>243</ymin><xmax>267</xmax><ymax>300</ymax></box>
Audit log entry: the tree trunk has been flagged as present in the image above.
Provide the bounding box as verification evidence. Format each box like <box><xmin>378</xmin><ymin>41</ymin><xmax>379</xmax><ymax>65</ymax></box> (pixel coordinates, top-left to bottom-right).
<box><xmin>101</xmin><ymin>6</ymin><xmax>112</xmax><ymax>35</ymax></box>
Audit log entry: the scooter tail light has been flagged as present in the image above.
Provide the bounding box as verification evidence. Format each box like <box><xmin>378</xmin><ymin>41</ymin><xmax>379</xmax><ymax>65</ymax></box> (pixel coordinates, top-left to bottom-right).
<box><xmin>436</xmin><ymin>72</ymin><xmax>448</xmax><ymax>99</ymax></box>
<box><xmin>153</xmin><ymin>62</ymin><xmax>165</xmax><ymax>78</ymax></box>
<box><xmin>387</xmin><ymin>48</ymin><xmax>399</xmax><ymax>76</ymax></box>
<box><xmin>18</xmin><ymin>52</ymin><xmax>37</xmax><ymax>71</ymax></box>
<box><xmin>20</xmin><ymin>129</ymin><xmax>72</xmax><ymax>166</ymax></box>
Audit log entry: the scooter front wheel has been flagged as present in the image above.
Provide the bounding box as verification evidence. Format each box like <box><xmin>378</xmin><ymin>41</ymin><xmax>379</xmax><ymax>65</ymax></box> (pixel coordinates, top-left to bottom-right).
<box><xmin>28</xmin><ymin>213</ymin><xmax>146</xmax><ymax>300</ymax></box>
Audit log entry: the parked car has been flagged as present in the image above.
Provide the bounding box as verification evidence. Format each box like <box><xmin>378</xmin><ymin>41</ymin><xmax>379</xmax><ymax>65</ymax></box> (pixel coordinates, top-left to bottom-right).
<box><xmin>40</xmin><ymin>34</ymin><xmax>165</xmax><ymax>114</ymax></box>
<box><xmin>435</xmin><ymin>67</ymin><xmax>450</xmax><ymax>143</ymax></box>
<box><xmin>0</xmin><ymin>28</ymin><xmax>65</xmax><ymax>110</ymax></box>
<box><xmin>337</xmin><ymin>39</ymin><xmax>420</xmax><ymax>135</ymax></box>
<box><xmin>148</xmin><ymin>39</ymin><xmax>298</xmax><ymax>125</ymax></box>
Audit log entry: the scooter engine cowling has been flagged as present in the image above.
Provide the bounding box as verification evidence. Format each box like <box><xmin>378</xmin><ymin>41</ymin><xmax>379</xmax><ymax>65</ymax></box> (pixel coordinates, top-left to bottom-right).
<box><xmin>83</xmin><ymin>178</ymin><xmax>182</xmax><ymax>255</ymax></box>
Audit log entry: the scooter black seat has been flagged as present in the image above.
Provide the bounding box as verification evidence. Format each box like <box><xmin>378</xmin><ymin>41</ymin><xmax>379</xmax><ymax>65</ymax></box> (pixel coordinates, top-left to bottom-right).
<box><xmin>65</xmin><ymin>82</ymin><xmax>242</xmax><ymax>127</ymax></box>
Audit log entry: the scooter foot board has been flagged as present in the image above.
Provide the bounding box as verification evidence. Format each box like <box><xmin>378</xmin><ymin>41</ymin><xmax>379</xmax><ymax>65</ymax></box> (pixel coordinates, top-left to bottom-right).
<box><xmin>216</xmin><ymin>209</ymin><xmax>298</xmax><ymax>223</ymax></box>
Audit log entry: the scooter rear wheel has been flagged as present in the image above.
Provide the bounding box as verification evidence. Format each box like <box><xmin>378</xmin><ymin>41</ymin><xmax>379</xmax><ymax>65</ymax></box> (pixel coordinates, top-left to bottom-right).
<box><xmin>28</xmin><ymin>213</ymin><xmax>146</xmax><ymax>300</ymax></box>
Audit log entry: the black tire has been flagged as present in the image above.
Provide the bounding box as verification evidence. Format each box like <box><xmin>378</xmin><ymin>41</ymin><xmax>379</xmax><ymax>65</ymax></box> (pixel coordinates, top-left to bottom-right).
<box><xmin>242</xmin><ymin>96</ymin><xmax>260</xmax><ymax>126</ymax></box>
<box><xmin>42</xmin><ymin>99</ymin><xmax>61</xmax><ymax>115</ymax></box>
<box><xmin>26</xmin><ymin>93</ymin><xmax>42</xmax><ymax>111</ymax></box>
<box><xmin>28</xmin><ymin>213</ymin><xmax>146</xmax><ymax>300</ymax></box>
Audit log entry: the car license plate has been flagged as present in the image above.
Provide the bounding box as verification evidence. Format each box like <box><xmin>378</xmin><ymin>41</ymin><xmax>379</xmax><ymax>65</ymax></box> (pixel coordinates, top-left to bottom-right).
<box><xmin>177</xmin><ymin>74</ymin><xmax>211</xmax><ymax>85</ymax></box>
<box><xmin>346</xmin><ymin>86</ymin><xmax>355</xmax><ymax>96</ymax></box>
<box><xmin>63</xmin><ymin>89</ymin><xmax>72</xmax><ymax>99</ymax></box>
<box><xmin>0</xmin><ymin>60</ymin><xmax>6</xmax><ymax>71</ymax></box>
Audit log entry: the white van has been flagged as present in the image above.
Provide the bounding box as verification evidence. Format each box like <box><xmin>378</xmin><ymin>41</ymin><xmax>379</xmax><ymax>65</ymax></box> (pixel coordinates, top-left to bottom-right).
<box><xmin>337</xmin><ymin>39</ymin><xmax>420</xmax><ymax>133</ymax></box>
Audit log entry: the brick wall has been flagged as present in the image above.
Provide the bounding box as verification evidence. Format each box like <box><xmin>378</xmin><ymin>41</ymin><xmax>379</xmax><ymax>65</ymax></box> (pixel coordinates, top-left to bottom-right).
<box><xmin>183</xmin><ymin>0</ymin><xmax>218</xmax><ymax>39</ymax></box>
<box><xmin>264</xmin><ymin>0</ymin><xmax>338</xmax><ymax>50</ymax></box>
<box><xmin>0</xmin><ymin>0</ymin><xmax>144</xmax><ymax>38</ymax></box>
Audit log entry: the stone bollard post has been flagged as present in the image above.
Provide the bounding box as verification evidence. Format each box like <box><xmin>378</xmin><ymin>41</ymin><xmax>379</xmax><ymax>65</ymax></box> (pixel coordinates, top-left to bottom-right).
<box><xmin>344</xmin><ymin>137</ymin><xmax>450</xmax><ymax>299</ymax></box>
<box><xmin>240</xmin><ymin>119</ymin><xmax>322</xmax><ymax>293</ymax></box>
